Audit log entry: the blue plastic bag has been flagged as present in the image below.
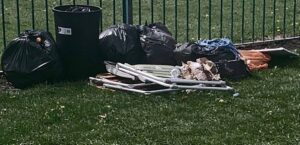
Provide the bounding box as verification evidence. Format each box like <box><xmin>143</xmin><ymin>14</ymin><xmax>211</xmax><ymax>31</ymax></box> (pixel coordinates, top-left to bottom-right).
<box><xmin>195</xmin><ymin>38</ymin><xmax>241</xmax><ymax>61</ymax></box>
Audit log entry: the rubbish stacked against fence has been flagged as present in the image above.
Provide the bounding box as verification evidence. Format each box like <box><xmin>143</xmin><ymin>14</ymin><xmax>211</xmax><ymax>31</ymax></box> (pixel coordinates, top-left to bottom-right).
<box><xmin>98</xmin><ymin>22</ymin><xmax>177</xmax><ymax>65</ymax></box>
<box><xmin>1</xmin><ymin>4</ymin><xmax>299</xmax><ymax>92</ymax></box>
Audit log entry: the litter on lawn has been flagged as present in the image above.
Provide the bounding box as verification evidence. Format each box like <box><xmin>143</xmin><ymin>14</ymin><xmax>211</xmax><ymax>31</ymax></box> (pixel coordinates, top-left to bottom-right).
<box><xmin>0</xmin><ymin>4</ymin><xmax>299</xmax><ymax>95</ymax></box>
<box><xmin>89</xmin><ymin>61</ymin><xmax>233</xmax><ymax>95</ymax></box>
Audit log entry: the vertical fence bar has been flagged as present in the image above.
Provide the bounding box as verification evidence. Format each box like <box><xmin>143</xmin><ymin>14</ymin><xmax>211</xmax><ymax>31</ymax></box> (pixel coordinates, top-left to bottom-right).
<box><xmin>293</xmin><ymin>0</ymin><xmax>296</xmax><ymax>36</ymax></box>
<box><xmin>283</xmin><ymin>0</ymin><xmax>286</xmax><ymax>38</ymax></box>
<box><xmin>198</xmin><ymin>0</ymin><xmax>201</xmax><ymax>39</ymax></box>
<box><xmin>242</xmin><ymin>0</ymin><xmax>245</xmax><ymax>42</ymax></box>
<box><xmin>175</xmin><ymin>0</ymin><xmax>178</xmax><ymax>41</ymax></box>
<box><xmin>87</xmin><ymin>0</ymin><xmax>90</xmax><ymax>5</ymax></box>
<box><xmin>123</xmin><ymin>0</ymin><xmax>133</xmax><ymax>24</ymax></box>
<box><xmin>273</xmin><ymin>0</ymin><xmax>276</xmax><ymax>39</ymax></box>
<box><xmin>138</xmin><ymin>0</ymin><xmax>141</xmax><ymax>25</ymax></box>
<box><xmin>252</xmin><ymin>0</ymin><xmax>255</xmax><ymax>42</ymax></box>
<box><xmin>231</xmin><ymin>0</ymin><xmax>234</xmax><ymax>40</ymax></box>
<box><xmin>60</xmin><ymin>0</ymin><xmax>62</xmax><ymax>5</ymax></box>
<box><xmin>262</xmin><ymin>0</ymin><xmax>266</xmax><ymax>41</ymax></box>
<box><xmin>73</xmin><ymin>0</ymin><xmax>75</xmax><ymax>5</ymax></box>
<box><xmin>16</xmin><ymin>0</ymin><xmax>20</xmax><ymax>35</ymax></box>
<box><xmin>45</xmin><ymin>0</ymin><xmax>49</xmax><ymax>32</ymax></box>
<box><xmin>151</xmin><ymin>0</ymin><xmax>154</xmax><ymax>23</ymax></box>
<box><xmin>1</xmin><ymin>0</ymin><xmax>6</xmax><ymax>48</ymax></box>
<box><xmin>31</xmin><ymin>0</ymin><xmax>35</xmax><ymax>29</ymax></box>
<box><xmin>113</xmin><ymin>0</ymin><xmax>116</xmax><ymax>25</ymax></box>
<box><xmin>220</xmin><ymin>0</ymin><xmax>223</xmax><ymax>38</ymax></box>
<box><xmin>209</xmin><ymin>0</ymin><xmax>212</xmax><ymax>39</ymax></box>
<box><xmin>163</xmin><ymin>0</ymin><xmax>166</xmax><ymax>25</ymax></box>
<box><xmin>99</xmin><ymin>0</ymin><xmax>102</xmax><ymax>32</ymax></box>
<box><xmin>186</xmin><ymin>0</ymin><xmax>189</xmax><ymax>41</ymax></box>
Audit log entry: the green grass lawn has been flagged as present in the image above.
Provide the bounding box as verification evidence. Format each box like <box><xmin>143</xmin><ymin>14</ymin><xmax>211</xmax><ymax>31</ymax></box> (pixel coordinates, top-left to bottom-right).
<box><xmin>1</xmin><ymin>59</ymin><xmax>300</xmax><ymax>144</ymax></box>
<box><xmin>1</xmin><ymin>0</ymin><xmax>300</xmax><ymax>144</ymax></box>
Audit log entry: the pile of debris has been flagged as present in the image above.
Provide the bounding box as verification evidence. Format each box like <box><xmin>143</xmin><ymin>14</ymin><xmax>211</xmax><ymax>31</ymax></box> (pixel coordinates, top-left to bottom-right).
<box><xmin>89</xmin><ymin>61</ymin><xmax>233</xmax><ymax>95</ymax></box>
<box><xmin>0</xmin><ymin>14</ymin><xmax>298</xmax><ymax>95</ymax></box>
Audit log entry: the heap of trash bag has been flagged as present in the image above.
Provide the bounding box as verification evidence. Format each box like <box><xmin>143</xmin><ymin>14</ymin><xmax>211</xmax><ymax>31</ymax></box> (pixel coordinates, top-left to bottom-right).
<box><xmin>1</xmin><ymin>22</ymin><xmax>250</xmax><ymax>89</ymax></box>
<box><xmin>99</xmin><ymin>23</ymin><xmax>249</xmax><ymax>80</ymax></box>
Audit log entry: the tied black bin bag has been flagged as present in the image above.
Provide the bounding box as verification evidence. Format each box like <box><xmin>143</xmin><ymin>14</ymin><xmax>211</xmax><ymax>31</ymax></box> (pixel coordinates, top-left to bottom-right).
<box><xmin>53</xmin><ymin>5</ymin><xmax>103</xmax><ymax>79</ymax></box>
<box><xmin>1</xmin><ymin>30</ymin><xmax>62</xmax><ymax>88</ymax></box>
<box><xmin>138</xmin><ymin>23</ymin><xmax>177</xmax><ymax>65</ymax></box>
<box><xmin>99</xmin><ymin>24</ymin><xmax>145</xmax><ymax>64</ymax></box>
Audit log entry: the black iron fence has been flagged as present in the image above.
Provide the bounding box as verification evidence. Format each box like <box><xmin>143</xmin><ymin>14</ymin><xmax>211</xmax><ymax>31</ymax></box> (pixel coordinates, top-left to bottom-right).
<box><xmin>1</xmin><ymin>0</ymin><xmax>300</xmax><ymax>50</ymax></box>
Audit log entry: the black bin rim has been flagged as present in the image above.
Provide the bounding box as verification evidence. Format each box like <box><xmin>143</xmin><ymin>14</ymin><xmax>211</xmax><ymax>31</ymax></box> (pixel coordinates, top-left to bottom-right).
<box><xmin>53</xmin><ymin>5</ymin><xmax>101</xmax><ymax>14</ymax></box>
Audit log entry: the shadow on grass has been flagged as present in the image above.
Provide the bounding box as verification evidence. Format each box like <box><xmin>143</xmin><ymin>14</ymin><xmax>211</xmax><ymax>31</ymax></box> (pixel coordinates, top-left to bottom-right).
<box><xmin>269</xmin><ymin>57</ymin><xmax>300</xmax><ymax>68</ymax></box>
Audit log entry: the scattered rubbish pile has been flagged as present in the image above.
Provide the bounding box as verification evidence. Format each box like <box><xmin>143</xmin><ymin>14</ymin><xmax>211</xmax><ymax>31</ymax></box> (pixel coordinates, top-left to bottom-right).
<box><xmin>89</xmin><ymin>61</ymin><xmax>233</xmax><ymax>95</ymax></box>
<box><xmin>175</xmin><ymin>38</ymin><xmax>250</xmax><ymax>79</ymax></box>
<box><xmin>0</xmin><ymin>5</ymin><xmax>299</xmax><ymax>95</ymax></box>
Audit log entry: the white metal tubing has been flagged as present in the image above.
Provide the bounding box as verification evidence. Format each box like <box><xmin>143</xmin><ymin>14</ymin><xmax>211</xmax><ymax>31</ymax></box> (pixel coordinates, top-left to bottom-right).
<box><xmin>103</xmin><ymin>83</ymin><xmax>178</xmax><ymax>95</ymax></box>
<box><xmin>118</xmin><ymin>63</ymin><xmax>227</xmax><ymax>85</ymax></box>
<box><xmin>117</xmin><ymin>67</ymin><xmax>233</xmax><ymax>91</ymax></box>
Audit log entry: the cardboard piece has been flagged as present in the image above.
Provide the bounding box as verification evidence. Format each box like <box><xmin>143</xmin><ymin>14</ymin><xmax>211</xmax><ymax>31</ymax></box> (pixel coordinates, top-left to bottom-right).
<box><xmin>254</xmin><ymin>47</ymin><xmax>299</xmax><ymax>57</ymax></box>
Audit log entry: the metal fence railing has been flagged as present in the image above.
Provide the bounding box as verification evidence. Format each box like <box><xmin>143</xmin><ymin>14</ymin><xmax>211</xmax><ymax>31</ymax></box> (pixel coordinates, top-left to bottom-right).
<box><xmin>1</xmin><ymin>0</ymin><xmax>300</xmax><ymax>51</ymax></box>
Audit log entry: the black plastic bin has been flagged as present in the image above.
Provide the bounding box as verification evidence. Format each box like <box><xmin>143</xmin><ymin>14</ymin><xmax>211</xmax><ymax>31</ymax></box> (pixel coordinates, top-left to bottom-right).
<box><xmin>53</xmin><ymin>5</ymin><xmax>103</xmax><ymax>79</ymax></box>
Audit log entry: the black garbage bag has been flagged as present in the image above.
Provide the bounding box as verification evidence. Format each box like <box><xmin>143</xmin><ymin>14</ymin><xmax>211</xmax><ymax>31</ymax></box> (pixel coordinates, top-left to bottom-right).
<box><xmin>1</xmin><ymin>30</ymin><xmax>63</xmax><ymax>88</ymax></box>
<box><xmin>138</xmin><ymin>22</ymin><xmax>177</xmax><ymax>65</ymax></box>
<box><xmin>147</xmin><ymin>22</ymin><xmax>173</xmax><ymax>36</ymax></box>
<box><xmin>99</xmin><ymin>24</ymin><xmax>145</xmax><ymax>64</ymax></box>
<box><xmin>174</xmin><ymin>42</ymin><xmax>200</xmax><ymax>65</ymax></box>
<box><xmin>174</xmin><ymin>38</ymin><xmax>249</xmax><ymax>79</ymax></box>
<box><xmin>215</xmin><ymin>60</ymin><xmax>250</xmax><ymax>80</ymax></box>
